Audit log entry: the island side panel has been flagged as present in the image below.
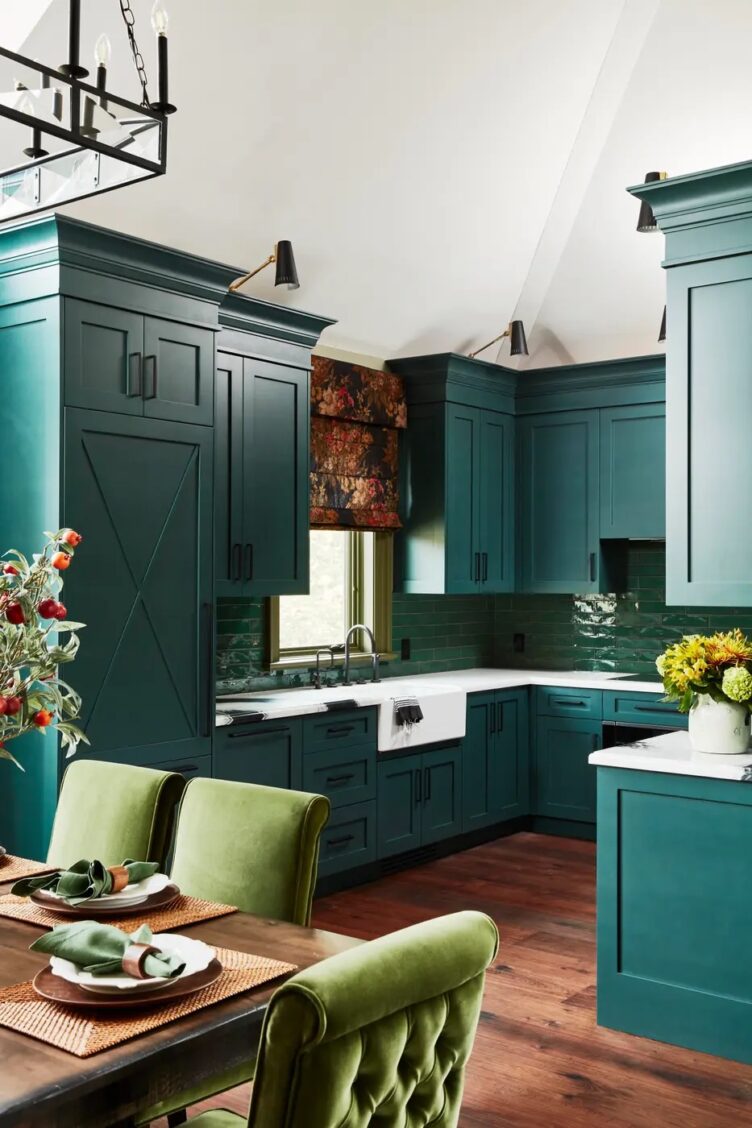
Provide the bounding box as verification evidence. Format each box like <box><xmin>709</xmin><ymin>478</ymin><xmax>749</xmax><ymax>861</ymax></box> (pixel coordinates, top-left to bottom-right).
<box><xmin>596</xmin><ymin>766</ymin><xmax>752</xmax><ymax>1064</ymax></box>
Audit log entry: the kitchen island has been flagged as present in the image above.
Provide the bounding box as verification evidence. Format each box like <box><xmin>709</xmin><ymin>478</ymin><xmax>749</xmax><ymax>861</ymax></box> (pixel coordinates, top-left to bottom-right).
<box><xmin>590</xmin><ymin>732</ymin><xmax>752</xmax><ymax>1064</ymax></box>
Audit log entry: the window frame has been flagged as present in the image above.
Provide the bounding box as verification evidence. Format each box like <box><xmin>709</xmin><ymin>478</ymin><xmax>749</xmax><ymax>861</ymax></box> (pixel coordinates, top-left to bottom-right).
<box><xmin>268</xmin><ymin>530</ymin><xmax>394</xmax><ymax>670</ymax></box>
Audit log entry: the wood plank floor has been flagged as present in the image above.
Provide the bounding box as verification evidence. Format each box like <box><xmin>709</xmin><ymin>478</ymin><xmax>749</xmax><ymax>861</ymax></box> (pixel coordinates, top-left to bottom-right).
<box><xmin>179</xmin><ymin>833</ymin><xmax>752</xmax><ymax>1127</ymax></box>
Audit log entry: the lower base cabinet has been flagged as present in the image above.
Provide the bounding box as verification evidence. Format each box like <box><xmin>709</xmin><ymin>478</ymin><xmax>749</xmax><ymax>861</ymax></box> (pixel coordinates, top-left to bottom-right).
<box><xmin>462</xmin><ymin>689</ymin><xmax>529</xmax><ymax>831</ymax></box>
<box><xmin>532</xmin><ymin>715</ymin><xmax>601</xmax><ymax>823</ymax></box>
<box><xmin>377</xmin><ymin>745</ymin><xmax>462</xmax><ymax>858</ymax></box>
<box><xmin>214</xmin><ymin>722</ymin><xmax>302</xmax><ymax>791</ymax></box>
<box><xmin>318</xmin><ymin>801</ymin><xmax>377</xmax><ymax>877</ymax></box>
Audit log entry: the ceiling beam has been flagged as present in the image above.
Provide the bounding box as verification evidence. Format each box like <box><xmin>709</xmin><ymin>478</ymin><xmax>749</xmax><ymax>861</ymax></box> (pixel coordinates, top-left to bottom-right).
<box><xmin>505</xmin><ymin>0</ymin><xmax>662</xmax><ymax>366</ymax></box>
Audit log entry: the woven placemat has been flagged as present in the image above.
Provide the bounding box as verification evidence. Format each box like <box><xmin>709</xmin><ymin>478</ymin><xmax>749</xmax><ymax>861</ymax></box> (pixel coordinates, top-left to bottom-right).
<box><xmin>0</xmin><ymin>856</ymin><xmax>53</xmax><ymax>882</ymax></box>
<box><xmin>0</xmin><ymin>945</ymin><xmax>295</xmax><ymax>1057</ymax></box>
<box><xmin>0</xmin><ymin>893</ymin><xmax>237</xmax><ymax>932</ymax></box>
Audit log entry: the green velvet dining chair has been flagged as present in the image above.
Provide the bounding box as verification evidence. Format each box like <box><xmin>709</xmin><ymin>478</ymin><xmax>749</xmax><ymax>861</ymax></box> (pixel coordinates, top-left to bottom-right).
<box><xmin>46</xmin><ymin>759</ymin><xmax>186</xmax><ymax>870</ymax></box>
<box><xmin>185</xmin><ymin>909</ymin><xmax>498</xmax><ymax>1128</ymax></box>
<box><xmin>138</xmin><ymin>777</ymin><xmax>330</xmax><ymax>1127</ymax></box>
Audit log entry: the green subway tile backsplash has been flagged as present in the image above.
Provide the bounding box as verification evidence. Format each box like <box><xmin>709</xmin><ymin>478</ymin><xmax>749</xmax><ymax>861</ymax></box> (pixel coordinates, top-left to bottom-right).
<box><xmin>217</xmin><ymin>593</ymin><xmax>496</xmax><ymax>693</ymax></box>
<box><xmin>217</xmin><ymin>542</ymin><xmax>752</xmax><ymax>692</ymax></box>
<box><xmin>494</xmin><ymin>541</ymin><xmax>752</xmax><ymax>677</ymax></box>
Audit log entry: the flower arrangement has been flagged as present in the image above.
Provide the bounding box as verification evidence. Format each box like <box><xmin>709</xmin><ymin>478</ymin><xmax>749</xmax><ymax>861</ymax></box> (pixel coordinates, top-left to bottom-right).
<box><xmin>656</xmin><ymin>629</ymin><xmax>752</xmax><ymax>713</ymax></box>
<box><xmin>0</xmin><ymin>530</ymin><xmax>88</xmax><ymax>769</ymax></box>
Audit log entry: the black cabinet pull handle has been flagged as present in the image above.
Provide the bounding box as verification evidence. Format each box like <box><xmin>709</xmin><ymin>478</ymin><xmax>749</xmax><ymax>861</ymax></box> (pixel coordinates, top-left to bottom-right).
<box><xmin>202</xmin><ymin>603</ymin><xmax>213</xmax><ymax>739</ymax></box>
<box><xmin>474</xmin><ymin>552</ymin><xmax>481</xmax><ymax>582</ymax></box>
<box><xmin>489</xmin><ymin>705</ymin><xmax>495</xmax><ymax>735</ymax></box>
<box><xmin>633</xmin><ymin>703</ymin><xmax>674</xmax><ymax>713</ymax></box>
<box><xmin>589</xmin><ymin>551</ymin><xmax>597</xmax><ymax>582</ymax></box>
<box><xmin>228</xmin><ymin>726</ymin><xmax>288</xmax><ymax>740</ymax></box>
<box><xmin>327</xmin><ymin>834</ymin><xmax>355</xmax><ymax>847</ymax></box>
<box><xmin>482</xmin><ymin>552</ymin><xmax>488</xmax><ymax>582</ymax></box>
<box><xmin>143</xmin><ymin>354</ymin><xmax>158</xmax><ymax>399</ymax></box>
<box><xmin>169</xmin><ymin>764</ymin><xmax>200</xmax><ymax>775</ymax></box>
<box><xmin>326</xmin><ymin>773</ymin><xmax>355</xmax><ymax>785</ymax></box>
<box><xmin>244</xmin><ymin>543</ymin><xmax>253</xmax><ymax>582</ymax></box>
<box><xmin>497</xmin><ymin>702</ymin><xmax>504</xmax><ymax>732</ymax></box>
<box><xmin>231</xmin><ymin>543</ymin><xmax>242</xmax><ymax>582</ymax></box>
<box><xmin>553</xmin><ymin>697</ymin><xmax>586</xmax><ymax>707</ymax></box>
<box><xmin>415</xmin><ymin>768</ymin><xmax>422</xmax><ymax>806</ymax></box>
<box><xmin>127</xmin><ymin>352</ymin><xmax>142</xmax><ymax>397</ymax></box>
<box><xmin>326</xmin><ymin>724</ymin><xmax>355</xmax><ymax>738</ymax></box>
<box><xmin>424</xmin><ymin>766</ymin><xmax>431</xmax><ymax>802</ymax></box>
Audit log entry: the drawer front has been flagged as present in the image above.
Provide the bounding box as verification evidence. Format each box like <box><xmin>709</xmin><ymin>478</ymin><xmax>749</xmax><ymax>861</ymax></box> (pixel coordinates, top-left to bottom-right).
<box><xmin>302</xmin><ymin>745</ymin><xmax>376</xmax><ymax>808</ymax></box>
<box><xmin>536</xmin><ymin>686</ymin><xmax>602</xmax><ymax>720</ymax></box>
<box><xmin>150</xmin><ymin>753</ymin><xmax>213</xmax><ymax>780</ymax></box>
<box><xmin>317</xmin><ymin>801</ymin><xmax>377</xmax><ymax>876</ymax></box>
<box><xmin>602</xmin><ymin>691</ymin><xmax>688</xmax><ymax>728</ymax></box>
<box><xmin>303</xmin><ymin>708</ymin><xmax>376</xmax><ymax>753</ymax></box>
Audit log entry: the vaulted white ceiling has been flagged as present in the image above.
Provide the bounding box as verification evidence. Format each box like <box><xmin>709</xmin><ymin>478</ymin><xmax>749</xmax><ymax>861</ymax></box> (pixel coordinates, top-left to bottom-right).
<box><xmin>13</xmin><ymin>0</ymin><xmax>752</xmax><ymax>366</ymax></box>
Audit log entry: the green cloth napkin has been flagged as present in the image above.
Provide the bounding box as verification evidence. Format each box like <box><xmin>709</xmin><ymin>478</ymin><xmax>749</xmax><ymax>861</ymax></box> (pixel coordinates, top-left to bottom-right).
<box><xmin>11</xmin><ymin>859</ymin><xmax>159</xmax><ymax>905</ymax></box>
<box><xmin>31</xmin><ymin>921</ymin><xmax>185</xmax><ymax>978</ymax></box>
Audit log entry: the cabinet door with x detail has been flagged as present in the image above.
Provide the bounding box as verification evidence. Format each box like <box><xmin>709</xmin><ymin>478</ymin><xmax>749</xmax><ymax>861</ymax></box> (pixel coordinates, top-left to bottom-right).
<box><xmin>63</xmin><ymin>409</ymin><xmax>213</xmax><ymax>767</ymax></box>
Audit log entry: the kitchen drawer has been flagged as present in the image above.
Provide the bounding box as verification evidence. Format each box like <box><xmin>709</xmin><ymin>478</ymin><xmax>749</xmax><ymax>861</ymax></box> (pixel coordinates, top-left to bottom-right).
<box><xmin>602</xmin><ymin>691</ymin><xmax>687</xmax><ymax>728</ymax></box>
<box><xmin>536</xmin><ymin>686</ymin><xmax>602</xmax><ymax>720</ymax></box>
<box><xmin>302</xmin><ymin>745</ymin><xmax>376</xmax><ymax>808</ymax></box>
<box><xmin>317</xmin><ymin>800</ymin><xmax>376</xmax><ymax>877</ymax></box>
<box><xmin>149</xmin><ymin>753</ymin><xmax>213</xmax><ymax>780</ymax></box>
<box><xmin>302</xmin><ymin>708</ymin><xmax>376</xmax><ymax>753</ymax></box>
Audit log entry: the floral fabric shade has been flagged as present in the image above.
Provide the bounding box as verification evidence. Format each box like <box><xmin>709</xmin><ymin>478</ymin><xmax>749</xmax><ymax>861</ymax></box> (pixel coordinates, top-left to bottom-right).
<box><xmin>310</xmin><ymin>357</ymin><xmax>407</xmax><ymax>530</ymax></box>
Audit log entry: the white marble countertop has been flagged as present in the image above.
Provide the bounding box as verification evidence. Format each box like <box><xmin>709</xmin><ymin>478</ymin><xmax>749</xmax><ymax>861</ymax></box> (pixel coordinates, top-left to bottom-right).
<box><xmin>216</xmin><ymin>667</ymin><xmax>663</xmax><ymax>726</ymax></box>
<box><xmin>589</xmin><ymin>729</ymin><xmax>752</xmax><ymax>782</ymax></box>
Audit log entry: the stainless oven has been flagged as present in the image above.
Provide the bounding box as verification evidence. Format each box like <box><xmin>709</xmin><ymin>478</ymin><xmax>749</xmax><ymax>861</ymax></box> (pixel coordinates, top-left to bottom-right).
<box><xmin>601</xmin><ymin>720</ymin><xmax>681</xmax><ymax>747</ymax></box>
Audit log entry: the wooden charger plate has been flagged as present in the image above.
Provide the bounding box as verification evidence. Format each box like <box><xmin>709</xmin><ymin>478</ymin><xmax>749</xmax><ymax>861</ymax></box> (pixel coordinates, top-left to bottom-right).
<box><xmin>31</xmin><ymin>883</ymin><xmax>181</xmax><ymax>917</ymax></box>
<box><xmin>33</xmin><ymin>957</ymin><xmax>223</xmax><ymax>1010</ymax></box>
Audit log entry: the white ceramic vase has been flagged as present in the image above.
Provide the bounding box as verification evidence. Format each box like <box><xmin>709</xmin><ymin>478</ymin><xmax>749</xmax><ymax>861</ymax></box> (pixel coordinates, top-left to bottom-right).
<box><xmin>688</xmin><ymin>693</ymin><xmax>751</xmax><ymax>755</ymax></box>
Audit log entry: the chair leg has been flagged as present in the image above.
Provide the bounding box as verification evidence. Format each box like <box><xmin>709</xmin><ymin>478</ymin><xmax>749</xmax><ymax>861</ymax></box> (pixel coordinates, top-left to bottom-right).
<box><xmin>167</xmin><ymin>1113</ymin><xmax>188</xmax><ymax>1127</ymax></box>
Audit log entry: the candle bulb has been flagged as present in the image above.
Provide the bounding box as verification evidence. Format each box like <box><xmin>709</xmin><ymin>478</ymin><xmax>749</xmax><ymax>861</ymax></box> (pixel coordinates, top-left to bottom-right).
<box><xmin>95</xmin><ymin>34</ymin><xmax>111</xmax><ymax>94</ymax></box>
<box><xmin>151</xmin><ymin>1</ymin><xmax>176</xmax><ymax>114</ymax></box>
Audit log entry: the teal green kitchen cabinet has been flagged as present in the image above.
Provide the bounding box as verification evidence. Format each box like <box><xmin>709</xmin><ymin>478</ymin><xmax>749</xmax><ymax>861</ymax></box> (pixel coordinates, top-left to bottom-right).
<box><xmin>532</xmin><ymin>715</ymin><xmax>601</xmax><ymax>823</ymax></box>
<box><xmin>214</xmin><ymin>346</ymin><xmax>311</xmax><ymax>597</ymax></box>
<box><xmin>0</xmin><ymin>215</ymin><xmax>332</xmax><ymax>858</ymax></box>
<box><xmin>317</xmin><ymin>800</ymin><xmax>377</xmax><ymax>877</ymax></box>
<box><xmin>396</xmin><ymin>400</ymin><xmax>514</xmax><ymax>594</ymax></box>
<box><xmin>518</xmin><ymin>410</ymin><xmax>601</xmax><ymax>594</ymax></box>
<box><xmin>377</xmin><ymin>745</ymin><xmax>462</xmax><ymax>858</ymax></box>
<box><xmin>214</xmin><ymin>720</ymin><xmax>303</xmax><ymax>791</ymax></box>
<box><xmin>63</xmin><ymin>409</ymin><xmax>214</xmax><ymax>770</ymax></box>
<box><xmin>600</xmin><ymin>403</ymin><xmax>665</xmax><ymax>539</ymax></box>
<box><xmin>64</xmin><ymin>298</ymin><xmax>214</xmax><ymax>426</ymax></box>
<box><xmin>630</xmin><ymin>160</ymin><xmax>752</xmax><ymax>605</ymax></box>
<box><xmin>462</xmin><ymin>689</ymin><xmax>529</xmax><ymax>832</ymax></box>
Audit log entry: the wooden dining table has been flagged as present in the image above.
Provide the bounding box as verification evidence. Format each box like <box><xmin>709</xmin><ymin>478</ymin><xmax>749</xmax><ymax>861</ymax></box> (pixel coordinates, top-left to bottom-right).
<box><xmin>0</xmin><ymin>875</ymin><xmax>360</xmax><ymax>1128</ymax></box>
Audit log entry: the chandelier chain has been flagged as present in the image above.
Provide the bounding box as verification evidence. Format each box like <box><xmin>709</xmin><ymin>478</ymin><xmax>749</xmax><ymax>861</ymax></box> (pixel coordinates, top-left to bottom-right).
<box><xmin>119</xmin><ymin>0</ymin><xmax>150</xmax><ymax>107</ymax></box>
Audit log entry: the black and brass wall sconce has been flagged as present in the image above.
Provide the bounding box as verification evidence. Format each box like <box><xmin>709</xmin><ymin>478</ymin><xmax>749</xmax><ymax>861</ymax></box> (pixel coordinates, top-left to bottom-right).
<box><xmin>229</xmin><ymin>240</ymin><xmax>300</xmax><ymax>293</ymax></box>
<box><xmin>468</xmin><ymin>318</ymin><xmax>528</xmax><ymax>360</ymax></box>
<box><xmin>636</xmin><ymin>171</ymin><xmax>667</xmax><ymax>232</ymax></box>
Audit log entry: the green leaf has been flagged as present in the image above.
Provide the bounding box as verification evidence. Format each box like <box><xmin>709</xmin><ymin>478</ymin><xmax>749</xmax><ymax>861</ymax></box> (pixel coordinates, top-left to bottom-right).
<box><xmin>0</xmin><ymin>745</ymin><xmax>24</xmax><ymax>771</ymax></box>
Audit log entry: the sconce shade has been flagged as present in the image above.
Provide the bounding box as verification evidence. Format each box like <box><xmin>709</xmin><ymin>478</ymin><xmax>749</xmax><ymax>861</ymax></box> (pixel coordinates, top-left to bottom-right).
<box><xmin>658</xmin><ymin>305</ymin><xmax>666</xmax><ymax>343</ymax></box>
<box><xmin>274</xmin><ymin>240</ymin><xmax>299</xmax><ymax>289</ymax></box>
<box><xmin>509</xmin><ymin>319</ymin><xmax>529</xmax><ymax>356</ymax></box>
<box><xmin>637</xmin><ymin>171</ymin><xmax>663</xmax><ymax>232</ymax></box>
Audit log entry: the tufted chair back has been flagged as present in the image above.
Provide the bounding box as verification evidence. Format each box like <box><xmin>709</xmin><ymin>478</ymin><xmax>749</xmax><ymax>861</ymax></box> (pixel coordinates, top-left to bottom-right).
<box><xmin>247</xmin><ymin>910</ymin><xmax>499</xmax><ymax>1128</ymax></box>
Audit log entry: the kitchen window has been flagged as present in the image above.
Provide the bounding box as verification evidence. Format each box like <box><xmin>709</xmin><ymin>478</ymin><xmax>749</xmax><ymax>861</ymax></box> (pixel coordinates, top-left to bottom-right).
<box><xmin>269</xmin><ymin>529</ymin><xmax>393</xmax><ymax>669</ymax></box>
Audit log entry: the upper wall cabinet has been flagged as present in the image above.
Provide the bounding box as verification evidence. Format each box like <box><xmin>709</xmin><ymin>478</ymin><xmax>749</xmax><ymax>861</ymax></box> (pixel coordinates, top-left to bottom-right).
<box><xmin>215</xmin><ymin>349</ymin><xmax>310</xmax><ymax>596</ymax></box>
<box><xmin>214</xmin><ymin>296</ymin><xmax>333</xmax><ymax>599</ymax></box>
<box><xmin>390</xmin><ymin>354</ymin><xmax>515</xmax><ymax>595</ymax></box>
<box><xmin>600</xmin><ymin>403</ymin><xmax>665</xmax><ymax>540</ymax></box>
<box><xmin>64</xmin><ymin>299</ymin><xmax>214</xmax><ymax>425</ymax></box>
<box><xmin>518</xmin><ymin>410</ymin><xmax>601</xmax><ymax>594</ymax></box>
<box><xmin>631</xmin><ymin>162</ymin><xmax>752</xmax><ymax>605</ymax></box>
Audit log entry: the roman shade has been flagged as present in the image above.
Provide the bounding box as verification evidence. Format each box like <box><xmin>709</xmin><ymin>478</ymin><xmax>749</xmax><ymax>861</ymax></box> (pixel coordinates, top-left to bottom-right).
<box><xmin>310</xmin><ymin>357</ymin><xmax>407</xmax><ymax>530</ymax></box>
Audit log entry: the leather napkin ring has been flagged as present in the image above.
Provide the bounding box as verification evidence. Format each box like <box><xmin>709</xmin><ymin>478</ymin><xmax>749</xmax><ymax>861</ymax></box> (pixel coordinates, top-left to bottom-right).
<box><xmin>107</xmin><ymin>865</ymin><xmax>130</xmax><ymax>893</ymax></box>
<box><xmin>122</xmin><ymin>943</ymin><xmax>160</xmax><ymax>979</ymax></box>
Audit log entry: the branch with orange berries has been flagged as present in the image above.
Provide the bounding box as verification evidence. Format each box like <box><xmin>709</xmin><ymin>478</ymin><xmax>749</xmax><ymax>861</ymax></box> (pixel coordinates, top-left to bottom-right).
<box><xmin>0</xmin><ymin>530</ymin><xmax>88</xmax><ymax>770</ymax></box>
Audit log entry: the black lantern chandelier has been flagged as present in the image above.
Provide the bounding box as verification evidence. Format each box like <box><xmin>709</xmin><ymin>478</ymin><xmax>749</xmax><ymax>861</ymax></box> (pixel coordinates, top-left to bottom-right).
<box><xmin>0</xmin><ymin>0</ymin><xmax>176</xmax><ymax>223</ymax></box>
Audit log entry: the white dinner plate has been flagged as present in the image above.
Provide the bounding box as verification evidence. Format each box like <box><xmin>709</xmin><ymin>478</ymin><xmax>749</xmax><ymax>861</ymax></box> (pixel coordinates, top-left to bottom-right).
<box><xmin>44</xmin><ymin>872</ymin><xmax>172</xmax><ymax>908</ymax></box>
<box><xmin>50</xmin><ymin>933</ymin><xmax>216</xmax><ymax>994</ymax></box>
